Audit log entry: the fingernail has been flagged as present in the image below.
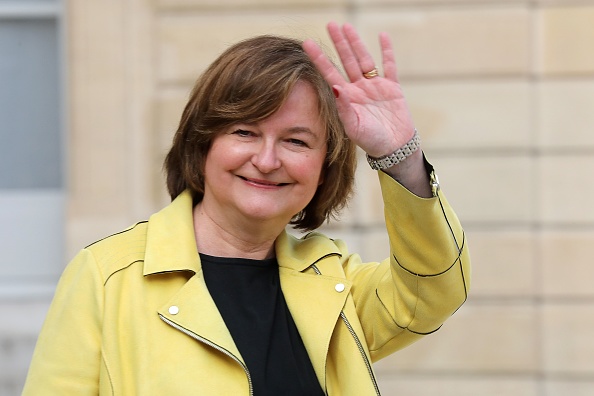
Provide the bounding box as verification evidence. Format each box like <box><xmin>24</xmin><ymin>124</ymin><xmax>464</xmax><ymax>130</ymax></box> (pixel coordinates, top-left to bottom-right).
<box><xmin>332</xmin><ymin>87</ymin><xmax>339</xmax><ymax>98</ymax></box>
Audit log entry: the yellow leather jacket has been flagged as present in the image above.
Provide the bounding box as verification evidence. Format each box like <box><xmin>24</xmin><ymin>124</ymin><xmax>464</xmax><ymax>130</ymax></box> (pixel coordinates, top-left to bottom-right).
<box><xmin>23</xmin><ymin>172</ymin><xmax>470</xmax><ymax>395</ymax></box>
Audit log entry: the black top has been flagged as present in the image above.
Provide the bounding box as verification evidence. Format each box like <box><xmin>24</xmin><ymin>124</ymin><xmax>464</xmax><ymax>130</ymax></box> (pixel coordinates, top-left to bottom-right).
<box><xmin>201</xmin><ymin>253</ymin><xmax>325</xmax><ymax>396</ymax></box>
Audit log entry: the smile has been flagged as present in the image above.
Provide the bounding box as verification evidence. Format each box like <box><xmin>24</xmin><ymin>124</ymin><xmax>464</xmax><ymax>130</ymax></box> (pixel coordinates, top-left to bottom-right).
<box><xmin>238</xmin><ymin>176</ymin><xmax>289</xmax><ymax>187</ymax></box>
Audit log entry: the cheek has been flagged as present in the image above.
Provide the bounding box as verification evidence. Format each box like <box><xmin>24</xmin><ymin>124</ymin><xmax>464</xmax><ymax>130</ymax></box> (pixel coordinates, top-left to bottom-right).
<box><xmin>206</xmin><ymin>142</ymin><xmax>248</xmax><ymax>173</ymax></box>
<box><xmin>291</xmin><ymin>153</ymin><xmax>326</xmax><ymax>186</ymax></box>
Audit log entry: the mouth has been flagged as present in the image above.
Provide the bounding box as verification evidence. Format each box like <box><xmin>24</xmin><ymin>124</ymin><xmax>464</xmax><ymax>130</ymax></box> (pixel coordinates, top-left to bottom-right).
<box><xmin>238</xmin><ymin>175</ymin><xmax>289</xmax><ymax>187</ymax></box>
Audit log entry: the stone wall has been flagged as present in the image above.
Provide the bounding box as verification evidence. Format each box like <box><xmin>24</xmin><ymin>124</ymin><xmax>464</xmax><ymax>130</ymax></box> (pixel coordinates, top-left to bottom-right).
<box><xmin>5</xmin><ymin>0</ymin><xmax>594</xmax><ymax>394</ymax></box>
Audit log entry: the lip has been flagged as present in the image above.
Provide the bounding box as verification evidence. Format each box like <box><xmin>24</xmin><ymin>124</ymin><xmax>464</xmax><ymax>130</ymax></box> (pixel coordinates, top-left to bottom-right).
<box><xmin>238</xmin><ymin>175</ymin><xmax>289</xmax><ymax>187</ymax></box>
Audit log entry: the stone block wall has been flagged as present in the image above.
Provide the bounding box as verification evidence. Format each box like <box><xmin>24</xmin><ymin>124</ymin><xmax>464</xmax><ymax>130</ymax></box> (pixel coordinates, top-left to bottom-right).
<box><xmin>5</xmin><ymin>0</ymin><xmax>594</xmax><ymax>394</ymax></box>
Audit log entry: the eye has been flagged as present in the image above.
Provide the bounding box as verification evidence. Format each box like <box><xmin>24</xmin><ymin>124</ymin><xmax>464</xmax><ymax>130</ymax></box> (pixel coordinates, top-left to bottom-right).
<box><xmin>232</xmin><ymin>129</ymin><xmax>254</xmax><ymax>137</ymax></box>
<box><xmin>287</xmin><ymin>138</ymin><xmax>308</xmax><ymax>147</ymax></box>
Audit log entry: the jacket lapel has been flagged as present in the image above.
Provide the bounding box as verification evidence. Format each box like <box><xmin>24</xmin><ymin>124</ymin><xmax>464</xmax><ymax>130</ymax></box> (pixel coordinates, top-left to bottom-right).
<box><xmin>276</xmin><ymin>231</ymin><xmax>352</xmax><ymax>390</ymax></box>
<box><xmin>157</xmin><ymin>273</ymin><xmax>243</xmax><ymax>362</ymax></box>
<box><xmin>145</xmin><ymin>191</ymin><xmax>243</xmax><ymax>361</ymax></box>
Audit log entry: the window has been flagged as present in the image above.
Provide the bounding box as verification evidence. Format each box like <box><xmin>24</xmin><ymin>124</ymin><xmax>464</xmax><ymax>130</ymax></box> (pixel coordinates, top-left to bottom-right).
<box><xmin>0</xmin><ymin>0</ymin><xmax>64</xmax><ymax>297</ymax></box>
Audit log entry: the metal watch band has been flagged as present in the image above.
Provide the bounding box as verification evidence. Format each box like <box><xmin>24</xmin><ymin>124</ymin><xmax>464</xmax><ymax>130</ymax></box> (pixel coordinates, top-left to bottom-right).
<box><xmin>366</xmin><ymin>129</ymin><xmax>421</xmax><ymax>170</ymax></box>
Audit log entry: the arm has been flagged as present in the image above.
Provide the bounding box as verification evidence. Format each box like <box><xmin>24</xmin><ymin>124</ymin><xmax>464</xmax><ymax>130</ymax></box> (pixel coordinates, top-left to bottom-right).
<box><xmin>351</xmin><ymin>172</ymin><xmax>470</xmax><ymax>360</ymax></box>
<box><xmin>22</xmin><ymin>249</ymin><xmax>104</xmax><ymax>395</ymax></box>
<box><xmin>305</xmin><ymin>23</ymin><xmax>470</xmax><ymax>360</ymax></box>
<box><xmin>332</xmin><ymin>172</ymin><xmax>470</xmax><ymax>361</ymax></box>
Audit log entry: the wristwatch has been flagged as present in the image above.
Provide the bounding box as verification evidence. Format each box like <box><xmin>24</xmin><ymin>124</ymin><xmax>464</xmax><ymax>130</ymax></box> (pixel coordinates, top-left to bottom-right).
<box><xmin>365</xmin><ymin>129</ymin><xmax>421</xmax><ymax>170</ymax></box>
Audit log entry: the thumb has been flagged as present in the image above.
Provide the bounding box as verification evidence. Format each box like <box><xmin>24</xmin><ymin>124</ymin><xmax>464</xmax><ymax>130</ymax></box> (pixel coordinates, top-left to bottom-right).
<box><xmin>332</xmin><ymin>85</ymin><xmax>359</xmax><ymax>136</ymax></box>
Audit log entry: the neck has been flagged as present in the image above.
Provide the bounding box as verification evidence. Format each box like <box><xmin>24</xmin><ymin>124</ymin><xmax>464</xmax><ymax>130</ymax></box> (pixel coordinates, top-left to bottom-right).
<box><xmin>192</xmin><ymin>203</ymin><xmax>285</xmax><ymax>260</ymax></box>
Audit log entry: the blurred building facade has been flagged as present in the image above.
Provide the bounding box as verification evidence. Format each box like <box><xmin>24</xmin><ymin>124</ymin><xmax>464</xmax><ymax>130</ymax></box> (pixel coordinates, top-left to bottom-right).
<box><xmin>2</xmin><ymin>0</ymin><xmax>594</xmax><ymax>394</ymax></box>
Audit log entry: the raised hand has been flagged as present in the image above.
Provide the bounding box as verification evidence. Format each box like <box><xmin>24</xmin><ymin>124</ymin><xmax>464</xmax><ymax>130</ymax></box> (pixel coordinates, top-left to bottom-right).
<box><xmin>302</xmin><ymin>22</ymin><xmax>415</xmax><ymax>158</ymax></box>
<box><xmin>303</xmin><ymin>22</ymin><xmax>432</xmax><ymax>197</ymax></box>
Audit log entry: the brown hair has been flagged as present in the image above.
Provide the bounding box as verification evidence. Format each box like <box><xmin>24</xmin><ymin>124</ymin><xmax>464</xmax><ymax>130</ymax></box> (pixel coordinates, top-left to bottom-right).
<box><xmin>164</xmin><ymin>35</ymin><xmax>357</xmax><ymax>231</ymax></box>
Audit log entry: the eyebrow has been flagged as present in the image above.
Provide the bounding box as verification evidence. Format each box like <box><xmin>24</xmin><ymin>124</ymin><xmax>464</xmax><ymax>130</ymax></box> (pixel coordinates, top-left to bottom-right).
<box><xmin>286</xmin><ymin>126</ymin><xmax>321</xmax><ymax>139</ymax></box>
<box><xmin>241</xmin><ymin>122</ymin><xmax>324</xmax><ymax>141</ymax></box>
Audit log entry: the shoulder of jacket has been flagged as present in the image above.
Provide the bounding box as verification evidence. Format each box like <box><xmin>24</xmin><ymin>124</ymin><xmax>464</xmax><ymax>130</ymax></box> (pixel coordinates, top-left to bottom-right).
<box><xmin>300</xmin><ymin>230</ymin><xmax>349</xmax><ymax>255</ymax></box>
<box><xmin>84</xmin><ymin>221</ymin><xmax>148</xmax><ymax>277</ymax></box>
<box><xmin>302</xmin><ymin>230</ymin><xmax>340</xmax><ymax>244</ymax></box>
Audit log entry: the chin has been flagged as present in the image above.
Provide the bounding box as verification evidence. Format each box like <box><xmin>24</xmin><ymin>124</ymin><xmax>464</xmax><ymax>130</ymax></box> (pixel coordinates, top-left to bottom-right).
<box><xmin>238</xmin><ymin>205</ymin><xmax>296</xmax><ymax>225</ymax></box>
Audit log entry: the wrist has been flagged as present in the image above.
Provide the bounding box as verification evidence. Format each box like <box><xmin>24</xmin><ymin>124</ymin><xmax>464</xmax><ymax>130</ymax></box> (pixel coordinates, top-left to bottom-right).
<box><xmin>365</xmin><ymin>129</ymin><xmax>421</xmax><ymax>170</ymax></box>
<box><xmin>381</xmin><ymin>150</ymin><xmax>434</xmax><ymax>198</ymax></box>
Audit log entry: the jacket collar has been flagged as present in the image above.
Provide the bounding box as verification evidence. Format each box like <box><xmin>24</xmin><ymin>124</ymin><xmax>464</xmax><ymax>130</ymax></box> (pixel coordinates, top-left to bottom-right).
<box><xmin>275</xmin><ymin>230</ymin><xmax>342</xmax><ymax>272</ymax></box>
<box><xmin>143</xmin><ymin>190</ymin><xmax>201</xmax><ymax>276</ymax></box>
<box><xmin>143</xmin><ymin>190</ymin><xmax>342</xmax><ymax>276</ymax></box>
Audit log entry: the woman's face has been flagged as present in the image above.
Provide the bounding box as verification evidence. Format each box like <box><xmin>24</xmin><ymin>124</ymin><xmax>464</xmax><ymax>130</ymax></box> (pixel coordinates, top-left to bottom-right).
<box><xmin>201</xmin><ymin>81</ymin><xmax>328</xmax><ymax>227</ymax></box>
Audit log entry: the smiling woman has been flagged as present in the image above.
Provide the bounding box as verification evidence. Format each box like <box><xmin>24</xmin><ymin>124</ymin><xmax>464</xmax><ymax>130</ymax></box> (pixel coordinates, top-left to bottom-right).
<box><xmin>23</xmin><ymin>23</ymin><xmax>471</xmax><ymax>396</ymax></box>
<box><xmin>165</xmin><ymin>34</ymin><xmax>356</xmax><ymax>233</ymax></box>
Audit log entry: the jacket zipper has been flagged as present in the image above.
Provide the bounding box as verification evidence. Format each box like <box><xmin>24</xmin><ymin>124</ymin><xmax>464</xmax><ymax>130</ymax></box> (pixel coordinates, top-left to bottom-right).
<box><xmin>158</xmin><ymin>314</ymin><xmax>253</xmax><ymax>396</ymax></box>
<box><xmin>339</xmin><ymin>312</ymin><xmax>381</xmax><ymax>395</ymax></box>
<box><xmin>310</xmin><ymin>264</ymin><xmax>381</xmax><ymax>396</ymax></box>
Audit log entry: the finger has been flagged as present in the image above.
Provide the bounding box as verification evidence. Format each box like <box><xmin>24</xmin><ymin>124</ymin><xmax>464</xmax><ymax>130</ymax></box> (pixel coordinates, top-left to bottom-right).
<box><xmin>343</xmin><ymin>24</ymin><xmax>377</xmax><ymax>79</ymax></box>
<box><xmin>379</xmin><ymin>32</ymin><xmax>398</xmax><ymax>82</ymax></box>
<box><xmin>326</xmin><ymin>22</ymin><xmax>364</xmax><ymax>82</ymax></box>
<box><xmin>302</xmin><ymin>39</ymin><xmax>347</xmax><ymax>87</ymax></box>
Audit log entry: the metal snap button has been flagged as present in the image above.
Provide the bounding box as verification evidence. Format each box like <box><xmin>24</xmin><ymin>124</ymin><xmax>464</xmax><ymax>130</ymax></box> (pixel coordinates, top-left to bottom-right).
<box><xmin>168</xmin><ymin>305</ymin><xmax>179</xmax><ymax>315</ymax></box>
<box><xmin>335</xmin><ymin>283</ymin><xmax>345</xmax><ymax>293</ymax></box>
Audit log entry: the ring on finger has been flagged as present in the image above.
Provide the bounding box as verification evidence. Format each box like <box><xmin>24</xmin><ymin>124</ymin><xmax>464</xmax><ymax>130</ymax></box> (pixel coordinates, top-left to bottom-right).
<box><xmin>362</xmin><ymin>68</ymin><xmax>379</xmax><ymax>79</ymax></box>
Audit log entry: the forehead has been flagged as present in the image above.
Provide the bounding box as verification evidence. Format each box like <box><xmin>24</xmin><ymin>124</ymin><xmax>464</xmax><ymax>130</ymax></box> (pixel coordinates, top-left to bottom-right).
<box><xmin>266</xmin><ymin>81</ymin><xmax>324</xmax><ymax>131</ymax></box>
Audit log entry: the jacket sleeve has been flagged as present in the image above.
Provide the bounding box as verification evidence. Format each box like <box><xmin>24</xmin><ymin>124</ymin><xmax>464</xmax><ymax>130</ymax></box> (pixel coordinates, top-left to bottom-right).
<box><xmin>341</xmin><ymin>170</ymin><xmax>471</xmax><ymax>362</ymax></box>
<box><xmin>22</xmin><ymin>248</ymin><xmax>104</xmax><ymax>395</ymax></box>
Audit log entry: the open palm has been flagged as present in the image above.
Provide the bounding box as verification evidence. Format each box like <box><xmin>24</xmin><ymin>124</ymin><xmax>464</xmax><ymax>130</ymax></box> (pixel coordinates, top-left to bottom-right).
<box><xmin>303</xmin><ymin>22</ymin><xmax>415</xmax><ymax>158</ymax></box>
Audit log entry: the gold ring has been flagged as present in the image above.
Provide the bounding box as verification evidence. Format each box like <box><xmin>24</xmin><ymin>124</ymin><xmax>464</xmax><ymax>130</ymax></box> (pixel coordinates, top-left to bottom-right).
<box><xmin>362</xmin><ymin>68</ymin><xmax>379</xmax><ymax>79</ymax></box>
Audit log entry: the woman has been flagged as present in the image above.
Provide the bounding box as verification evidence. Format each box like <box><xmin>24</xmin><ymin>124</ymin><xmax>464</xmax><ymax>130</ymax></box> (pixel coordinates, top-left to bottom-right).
<box><xmin>24</xmin><ymin>22</ymin><xmax>470</xmax><ymax>395</ymax></box>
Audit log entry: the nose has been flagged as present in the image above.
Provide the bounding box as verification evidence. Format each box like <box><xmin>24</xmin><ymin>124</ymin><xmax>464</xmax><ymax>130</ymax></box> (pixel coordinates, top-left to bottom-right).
<box><xmin>251</xmin><ymin>141</ymin><xmax>281</xmax><ymax>173</ymax></box>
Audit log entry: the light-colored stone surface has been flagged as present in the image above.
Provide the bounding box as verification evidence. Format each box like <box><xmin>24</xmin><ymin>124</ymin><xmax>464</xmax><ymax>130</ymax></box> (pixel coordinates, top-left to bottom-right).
<box><xmin>538</xmin><ymin>155</ymin><xmax>594</xmax><ymax>224</ymax></box>
<box><xmin>374</xmin><ymin>302</ymin><xmax>539</xmax><ymax>373</ymax></box>
<box><xmin>540</xmin><ymin>231</ymin><xmax>594</xmax><ymax>297</ymax></box>
<box><xmin>153</xmin><ymin>87</ymin><xmax>190</xmax><ymax>205</ymax></box>
<box><xmin>429</xmin><ymin>155</ymin><xmax>534</xmax><ymax>224</ymax></box>
<box><xmin>376</xmin><ymin>375</ymin><xmax>539</xmax><ymax>396</ymax></box>
<box><xmin>538</xmin><ymin>79</ymin><xmax>594</xmax><ymax>148</ymax></box>
<box><xmin>67</xmin><ymin>0</ymin><xmax>156</xmax><ymax>256</ymax></box>
<box><xmin>156</xmin><ymin>0</ymin><xmax>345</xmax><ymax>8</ymax></box>
<box><xmin>542</xmin><ymin>303</ymin><xmax>594</xmax><ymax>374</ymax></box>
<box><xmin>364</xmin><ymin>0</ymin><xmax>526</xmax><ymax>3</ymax></box>
<box><xmin>538</xmin><ymin>6</ymin><xmax>594</xmax><ymax>75</ymax></box>
<box><xmin>466</xmin><ymin>229</ymin><xmax>536</xmax><ymax>297</ymax></box>
<box><xmin>156</xmin><ymin>11</ymin><xmax>348</xmax><ymax>84</ymax></box>
<box><xmin>68</xmin><ymin>0</ymin><xmax>130</xmax><ymax>217</ymax></box>
<box><xmin>406</xmin><ymin>79</ymin><xmax>533</xmax><ymax>150</ymax></box>
<box><xmin>544</xmin><ymin>380</ymin><xmax>594</xmax><ymax>396</ymax></box>
<box><xmin>348</xmin><ymin>153</ymin><xmax>387</xmax><ymax>226</ymax></box>
<box><xmin>356</xmin><ymin>7</ymin><xmax>531</xmax><ymax>78</ymax></box>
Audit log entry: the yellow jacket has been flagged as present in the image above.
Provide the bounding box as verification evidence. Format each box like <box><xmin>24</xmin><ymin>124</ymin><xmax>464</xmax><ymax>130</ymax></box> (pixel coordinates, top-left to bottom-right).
<box><xmin>23</xmin><ymin>172</ymin><xmax>470</xmax><ymax>395</ymax></box>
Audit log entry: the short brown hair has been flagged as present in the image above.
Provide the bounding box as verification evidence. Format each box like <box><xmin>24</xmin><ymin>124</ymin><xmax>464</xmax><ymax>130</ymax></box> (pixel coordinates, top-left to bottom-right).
<box><xmin>164</xmin><ymin>35</ymin><xmax>356</xmax><ymax>231</ymax></box>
